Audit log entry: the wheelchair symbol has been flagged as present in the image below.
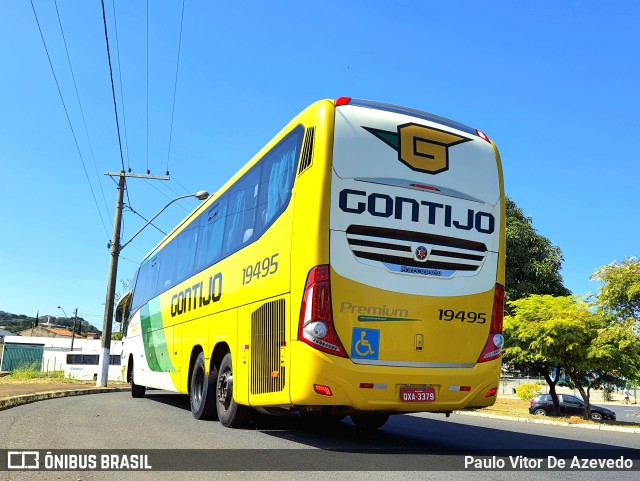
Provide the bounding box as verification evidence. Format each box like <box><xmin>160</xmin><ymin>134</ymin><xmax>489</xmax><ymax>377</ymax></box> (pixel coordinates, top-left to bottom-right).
<box><xmin>351</xmin><ymin>328</ymin><xmax>380</xmax><ymax>360</ymax></box>
<box><xmin>355</xmin><ymin>330</ymin><xmax>375</xmax><ymax>356</ymax></box>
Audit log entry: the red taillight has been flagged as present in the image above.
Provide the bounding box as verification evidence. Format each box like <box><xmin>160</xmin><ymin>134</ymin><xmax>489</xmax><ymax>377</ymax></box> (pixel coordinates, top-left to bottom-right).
<box><xmin>314</xmin><ymin>384</ymin><xmax>333</xmax><ymax>396</ymax></box>
<box><xmin>485</xmin><ymin>388</ymin><xmax>498</xmax><ymax>397</ymax></box>
<box><xmin>298</xmin><ymin>265</ymin><xmax>347</xmax><ymax>357</ymax></box>
<box><xmin>491</xmin><ymin>283</ymin><xmax>505</xmax><ymax>334</ymax></box>
<box><xmin>476</xmin><ymin>129</ymin><xmax>491</xmax><ymax>143</ymax></box>
<box><xmin>477</xmin><ymin>284</ymin><xmax>505</xmax><ymax>363</ymax></box>
<box><xmin>335</xmin><ymin>97</ymin><xmax>351</xmax><ymax>106</ymax></box>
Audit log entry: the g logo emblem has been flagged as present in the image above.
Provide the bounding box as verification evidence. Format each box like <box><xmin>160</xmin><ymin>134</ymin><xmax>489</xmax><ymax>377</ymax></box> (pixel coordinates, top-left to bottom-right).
<box><xmin>398</xmin><ymin>123</ymin><xmax>468</xmax><ymax>174</ymax></box>
<box><xmin>364</xmin><ymin>123</ymin><xmax>470</xmax><ymax>174</ymax></box>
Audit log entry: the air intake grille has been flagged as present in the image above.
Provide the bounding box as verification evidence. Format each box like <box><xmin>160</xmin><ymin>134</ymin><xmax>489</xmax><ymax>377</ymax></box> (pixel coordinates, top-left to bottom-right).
<box><xmin>346</xmin><ymin>225</ymin><xmax>487</xmax><ymax>275</ymax></box>
<box><xmin>298</xmin><ymin>127</ymin><xmax>315</xmax><ymax>175</ymax></box>
<box><xmin>250</xmin><ymin>298</ymin><xmax>286</xmax><ymax>395</ymax></box>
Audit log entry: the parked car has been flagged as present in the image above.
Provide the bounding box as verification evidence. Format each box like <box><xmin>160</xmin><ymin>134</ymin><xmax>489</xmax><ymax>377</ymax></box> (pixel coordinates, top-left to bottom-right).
<box><xmin>529</xmin><ymin>394</ymin><xmax>616</xmax><ymax>421</ymax></box>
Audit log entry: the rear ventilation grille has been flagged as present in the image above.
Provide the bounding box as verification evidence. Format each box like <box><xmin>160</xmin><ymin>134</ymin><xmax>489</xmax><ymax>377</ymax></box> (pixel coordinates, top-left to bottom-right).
<box><xmin>346</xmin><ymin>225</ymin><xmax>487</xmax><ymax>275</ymax></box>
<box><xmin>298</xmin><ymin>127</ymin><xmax>315</xmax><ymax>175</ymax></box>
<box><xmin>250</xmin><ymin>298</ymin><xmax>286</xmax><ymax>395</ymax></box>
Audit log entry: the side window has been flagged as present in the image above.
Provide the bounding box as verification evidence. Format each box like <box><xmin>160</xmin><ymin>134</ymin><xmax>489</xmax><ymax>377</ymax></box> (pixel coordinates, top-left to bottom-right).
<box><xmin>563</xmin><ymin>395</ymin><xmax>581</xmax><ymax>404</ymax></box>
<box><xmin>195</xmin><ymin>198</ymin><xmax>228</xmax><ymax>271</ymax></box>
<box><xmin>156</xmin><ymin>241</ymin><xmax>177</xmax><ymax>294</ymax></box>
<box><xmin>131</xmin><ymin>264</ymin><xmax>148</xmax><ymax>313</ymax></box>
<box><xmin>256</xmin><ymin>125</ymin><xmax>303</xmax><ymax>236</ymax></box>
<box><xmin>144</xmin><ymin>256</ymin><xmax>160</xmax><ymax>302</ymax></box>
<box><xmin>223</xmin><ymin>166</ymin><xmax>261</xmax><ymax>255</ymax></box>
<box><xmin>174</xmin><ymin>224</ymin><xmax>199</xmax><ymax>282</ymax></box>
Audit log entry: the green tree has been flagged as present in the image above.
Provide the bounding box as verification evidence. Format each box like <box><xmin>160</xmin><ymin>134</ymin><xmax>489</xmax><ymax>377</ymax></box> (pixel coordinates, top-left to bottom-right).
<box><xmin>505</xmin><ymin>197</ymin><xmax>570</xmax><ymax>311</ymax></box>
<box><xmin>505</xmin><ymin>294</ymin><xmax>640</xmax><ymax>419</ymax></box>
<box><xmin>590</xmin><ymin>257</ymin><xmax>640</xmax><ymax>322</ymax></box>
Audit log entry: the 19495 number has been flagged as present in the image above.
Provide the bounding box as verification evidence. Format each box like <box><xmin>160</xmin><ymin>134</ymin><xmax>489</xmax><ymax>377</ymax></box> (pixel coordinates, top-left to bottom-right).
<box><xmin>438</xmin><ymin>309</ymin><xmax>487</xmax><ymax>324</ymax></box>
<box><xmin>242</xmin><ymin>254</ymin><xmax>279</xmax><ymax>285</ymax></box>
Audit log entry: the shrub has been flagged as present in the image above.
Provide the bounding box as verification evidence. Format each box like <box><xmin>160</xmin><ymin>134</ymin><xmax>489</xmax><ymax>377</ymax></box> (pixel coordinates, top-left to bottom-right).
<box><xmin>515</xmin><ymin>383</ymin><xmax>542</xmax><ymax>401</ymax></box>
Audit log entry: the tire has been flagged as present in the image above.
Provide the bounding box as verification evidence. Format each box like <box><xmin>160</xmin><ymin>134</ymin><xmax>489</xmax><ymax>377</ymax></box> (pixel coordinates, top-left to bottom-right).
<box><xmin>350</xmin><ymin>414</ymin><xmax>390</xmax><ymax>430</ymax></box>
<box><xmin>533</xmin><ymin>408</ymin><xmax>547</xmax><ymax>416</ymax></box>
<box><xmin>590</xmin><ymin>412</ymin><xmax>603</xmax><ymax>421</ymax></box>
<box><xmin>190</xmin><ymin>352</ymin><xmax>218</xmax><ymax>420</ymax></box>
<box><xmin>130</xmin><ymin>361</ymin><xmax>146</xmax><ymax>399</ymax></box>
<box><xmin>216</xmin><ymin>353</ymin><xmax>250</xmax><ymax>428</ymax></box>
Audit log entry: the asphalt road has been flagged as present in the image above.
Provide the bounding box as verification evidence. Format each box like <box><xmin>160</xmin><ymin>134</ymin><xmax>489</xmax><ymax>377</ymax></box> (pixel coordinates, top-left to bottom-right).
<box><xmin>1</xmin><ymin>391</ymin><xmax>639</xmax><ymax>481</ymax></box>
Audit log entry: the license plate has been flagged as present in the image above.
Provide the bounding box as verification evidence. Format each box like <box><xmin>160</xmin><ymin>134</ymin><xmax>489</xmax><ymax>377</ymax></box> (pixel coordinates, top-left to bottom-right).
<box><xmin>400</xmin><ymin>386</ymin><xmax>436</xmax><ymax>403</ymax></box>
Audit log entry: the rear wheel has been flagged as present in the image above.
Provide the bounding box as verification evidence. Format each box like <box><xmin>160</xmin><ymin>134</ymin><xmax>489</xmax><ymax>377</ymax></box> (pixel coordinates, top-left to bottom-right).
<box><xmin>130</xmin><ymin>361</ymin><xmax>145</xmax><ymax>398</ymax></box>
<box><xmin>533</xmin><ymin>408</ymin><xmax>547</xmax><ymax>416</ymax></box>
<box><xmin>216</xmin><ymin>353</ymin><xmax>250</xmax><ymax>428</ymax></box>
<box><xmin>350</xmin><ymin>414</ymin><xmax>389</xmax><ymax>430</ymax></box>
<box><xmin>190</xmin><ymin>352</ymin><xmax>218</xmax><ymax>420</ymax></box>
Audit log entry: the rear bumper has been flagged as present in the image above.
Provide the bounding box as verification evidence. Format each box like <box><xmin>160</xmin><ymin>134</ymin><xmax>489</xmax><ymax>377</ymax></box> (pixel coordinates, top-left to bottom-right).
<box><xmin>288</xmin><ymin>341</ymin><xmax>501</xmax><ymax>413</ymax></box>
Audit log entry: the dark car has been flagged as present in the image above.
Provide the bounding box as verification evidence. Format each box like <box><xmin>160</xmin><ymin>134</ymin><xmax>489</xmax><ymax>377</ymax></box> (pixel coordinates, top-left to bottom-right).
<box><xmin>529</xmin><ymin>394</ymin><xmax>616</xmax><ymax>421</ymax></box>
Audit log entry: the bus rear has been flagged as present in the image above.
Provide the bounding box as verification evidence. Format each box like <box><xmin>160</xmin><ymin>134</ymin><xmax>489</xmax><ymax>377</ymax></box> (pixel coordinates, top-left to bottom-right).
<box><xmin>294</xmin><ymin>98</ymin><xmax>504</xmax><ymax>417</ymax></box>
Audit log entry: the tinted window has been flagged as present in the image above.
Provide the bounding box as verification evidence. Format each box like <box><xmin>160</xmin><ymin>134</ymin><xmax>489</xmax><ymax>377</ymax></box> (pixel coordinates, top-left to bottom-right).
<box><xmin>156</xmin><ymin>240</ymin><xmax>177</xmax><ymax>295</ymax></box>
<box><xmin>562</xmin><ymin>395</ymin><xmax>582</xmax><ymax>404</ymax></box>
<box><xmin>143</xmin><ymin>256</ymin><xmax>160</xmax><ymax>302</ymax></box>
<box><xmin>195</xmin><ymin>199</ymin><xmax>228</xmax><ymax>271</ymax></box>
<box><xmin>131</xmin><ymin>263</ymin><xmax>149</xmax><ymax>314</ymax></box>
<box><xmin>255</xmin><ymin>125</ymin><xmax>303</xmax><ymax>236</ymax></box>
<box><xmin>174</xmin><ymin>223</ymin><xmax>199</xmax><ymax>282</ymax></box>
<box><xmin>223</xmin><ymin>166</ymin><xmax>261</xmax><ymax>255</ymax></box>
<box><xmin>82</xmin><ymin>355</ymin><xmax>99</xmax><ymax>365</ymax></box>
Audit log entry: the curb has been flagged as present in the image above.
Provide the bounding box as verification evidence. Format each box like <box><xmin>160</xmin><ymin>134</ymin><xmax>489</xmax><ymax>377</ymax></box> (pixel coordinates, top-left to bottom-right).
<box><xmin>454</xmin><ymin>409</ymin><xmax>640</xmax><ymax>434</ymax></box>
<box><xmin>0</xmin><ymin>387</ymin><xmax>130</xmax><ymax>411</ymax></box>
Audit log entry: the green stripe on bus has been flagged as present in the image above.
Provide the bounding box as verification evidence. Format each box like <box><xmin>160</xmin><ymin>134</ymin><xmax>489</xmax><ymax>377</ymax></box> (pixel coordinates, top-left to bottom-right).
<box><xmin>141</xmin><ymin>298</ymin><xmax>176</xmax><ymax>373</ymax></box>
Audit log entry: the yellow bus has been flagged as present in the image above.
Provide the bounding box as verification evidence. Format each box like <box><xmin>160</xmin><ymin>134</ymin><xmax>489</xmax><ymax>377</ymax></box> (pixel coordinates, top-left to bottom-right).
<box><xmin>119</xmin><ymin>97</ymin><xmax>505</xmax><ymax>430</ymax></box>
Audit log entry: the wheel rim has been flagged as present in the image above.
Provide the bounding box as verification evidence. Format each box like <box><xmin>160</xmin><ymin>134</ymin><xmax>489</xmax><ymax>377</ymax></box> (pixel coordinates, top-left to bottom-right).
<box><xmin>534</xmin><ymin>409</ymin><xmax>546</xmax><ymax>416</ymax></box>
<box><xmin>217</xmin><ymin>369</ymin><xmax>233</xmax><ymax>410</ymax></box>
<box><xmin>591</xmin><ymin>413</ymin><xmax>602</xmax><ymax>420</ymax></box>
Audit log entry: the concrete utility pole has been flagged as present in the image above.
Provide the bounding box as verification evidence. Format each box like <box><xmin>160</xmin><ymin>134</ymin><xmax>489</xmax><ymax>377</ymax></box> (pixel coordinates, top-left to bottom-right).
<box><xmin>70</xmin><ymin>308</ymin><xmax>77</xmax><ymax>352</ymax></box>
<box><xmin>97</xmin><ymin>171</ymin><xmax>169</xmax><ymax>387</ymax></box>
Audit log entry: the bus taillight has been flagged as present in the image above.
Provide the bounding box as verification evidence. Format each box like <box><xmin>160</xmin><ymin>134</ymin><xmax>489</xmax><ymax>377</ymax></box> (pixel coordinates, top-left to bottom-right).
<box><xmin>477</xmin><ymin>284</ymin><xmax>505</xmax><ymax>363</ymax></box>
<box><xmin>298</xmin><ymin>265</ymin><xmax>348</xmax><ymax>358</ymax></box>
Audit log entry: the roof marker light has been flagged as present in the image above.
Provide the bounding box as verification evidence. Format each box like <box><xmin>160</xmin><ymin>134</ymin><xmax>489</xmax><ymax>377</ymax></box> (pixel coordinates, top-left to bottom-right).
<box><xmin>335</xmin><ymin>97</ymin><xmax>351</xmax><ymax>106</ymax></box>
<box><xmin>410</xmin><ymin>183</ymin><xmax>440</xmax><ymax>192</ymax></box>
<box><xmin>476</xmin><ymin>130</ymin><xmax>491</xmax><ymax>143</ymax></box>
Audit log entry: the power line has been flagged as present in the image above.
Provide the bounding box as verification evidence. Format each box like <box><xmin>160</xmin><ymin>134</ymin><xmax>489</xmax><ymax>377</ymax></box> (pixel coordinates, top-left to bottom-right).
<box><xmin>166</xmin><ymin>0</ymin><xmax>186</xmax><ymax>175</ymax></box>
<box><xmin>53</xmin><ymin>0</ymin><xmax>112</xmax><ymax>230</ymax></box>
<box><xmin>110</xmin><ymin>0</ymin><xmax>131</xmax><ymax>172</ymax></box>
<box><xmin>99</xmin><ymin>0</ymin><xmax>127</xmax><ymax>175</ymax></box>
<box><xmin>125</xmin><ymin>204</ymin><xmax>167</xmax><ymax>236</ymax></box>
<box><xmin>29</xmin><ymin>0</ymin><xmax>110</xmax><ymax>240</ymax></box>
<box><xmin>146</xmin><ymin>0</ymin><xmax>150</xmax><ymax>174</ymax></box>
<box><xmin>144</xmin><ymin>178</ymin><xmax>191</xmax><ymax>213</ymax></box>
<box><xmin>170</xmin><ymin>173</ymin><xmax>195</xmax><ymax>196</ymax></box>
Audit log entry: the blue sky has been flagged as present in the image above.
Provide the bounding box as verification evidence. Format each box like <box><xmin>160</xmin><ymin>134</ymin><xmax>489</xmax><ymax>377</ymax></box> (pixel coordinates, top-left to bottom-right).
<box><xmin>1</xmin><ymin>1</ymin><xmax>638</xmax><ymax>328</ymax></box>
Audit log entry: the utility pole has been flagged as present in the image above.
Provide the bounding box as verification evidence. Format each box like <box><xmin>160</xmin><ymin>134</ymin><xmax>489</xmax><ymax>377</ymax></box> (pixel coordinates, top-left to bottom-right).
<box><xmin>70</xmin><ymin>308</ymin><xmax>77</xmax><ymax>352</ymax></box>
<box><xmin>97</xmin><ymin>170</ymin><xmax>169</xmax><ymax>387</ymax></box>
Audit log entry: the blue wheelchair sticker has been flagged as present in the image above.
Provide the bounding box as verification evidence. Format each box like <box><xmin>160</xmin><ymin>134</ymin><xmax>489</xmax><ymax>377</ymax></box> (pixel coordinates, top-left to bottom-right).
<box><xmin>351</xmin><ymin>328</ymin><xmax>380</xmax><ymax>360</ymax></box>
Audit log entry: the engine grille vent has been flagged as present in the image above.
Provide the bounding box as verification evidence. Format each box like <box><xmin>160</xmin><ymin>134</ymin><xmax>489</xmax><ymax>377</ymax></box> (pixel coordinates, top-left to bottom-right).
<box><xmin>298</xmin><ymin>127</ymin><xmax>315</xmax><ymax>175</ymax></box>
<box><xmin>346</xmin><ymin>225</ymin><xmax>487</xmax><ymax>274</ymax></box>
<box><xmin>250</xmin><ymin>298</ymin><xmax>286</xmax><ymax>395</ymax></box>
